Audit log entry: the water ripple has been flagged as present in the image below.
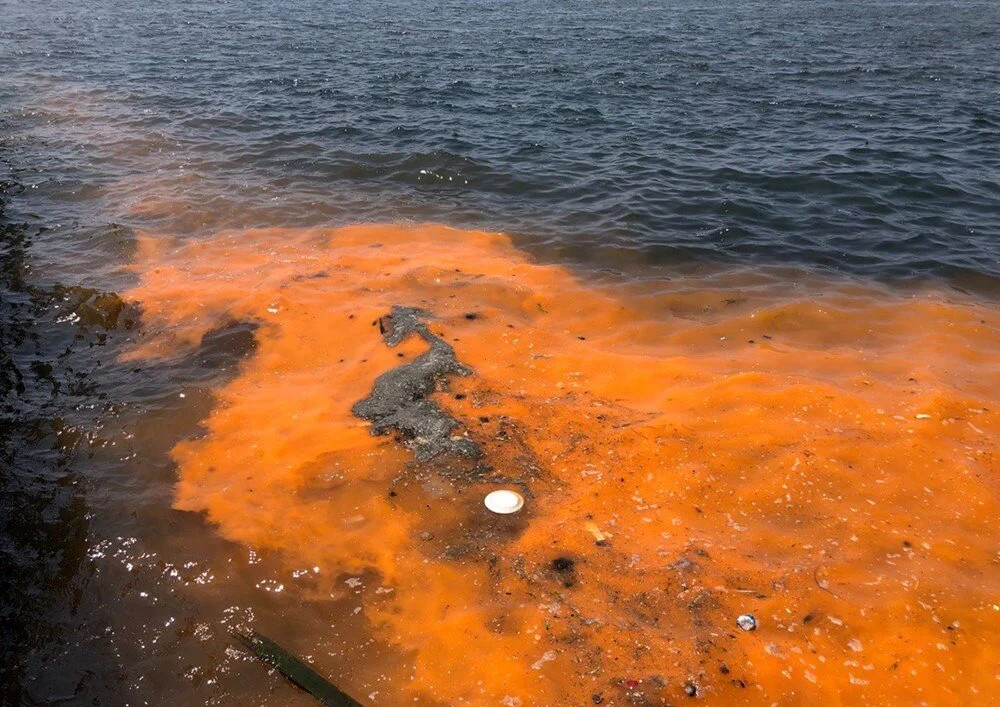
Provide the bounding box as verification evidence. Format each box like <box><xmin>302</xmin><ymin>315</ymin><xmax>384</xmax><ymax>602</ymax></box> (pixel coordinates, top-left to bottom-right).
<box><xmin>0</xmin><ymin>0</ymin><xmax>998</xmax><ymax>288</ymax></box>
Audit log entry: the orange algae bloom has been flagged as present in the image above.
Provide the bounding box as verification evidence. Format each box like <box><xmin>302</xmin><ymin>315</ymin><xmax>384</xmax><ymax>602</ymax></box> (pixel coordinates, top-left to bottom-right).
<box><xmin>125</xmin><ymin>223</ymin><xmax>1000</xmax><ymax>706</ymax></box>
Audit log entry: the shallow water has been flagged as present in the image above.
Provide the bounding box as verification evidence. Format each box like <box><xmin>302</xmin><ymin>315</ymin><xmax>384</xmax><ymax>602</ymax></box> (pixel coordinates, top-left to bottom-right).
<box><xmin>2</xmin><ymin>1</ymin><xmax>1000</xmax><ymax>706</ymax></box>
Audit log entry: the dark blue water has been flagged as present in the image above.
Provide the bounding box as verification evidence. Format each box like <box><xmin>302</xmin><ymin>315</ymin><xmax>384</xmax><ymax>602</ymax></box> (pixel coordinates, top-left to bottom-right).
<box><xmin>2</xmin><ymin>0</ymin><xmax>999</xmax><ymax>284</ymax></box>
<box><xmin>2</xmin><ymin>1</ymin><xmax>1000</xmax><ymax>705</ymax></box>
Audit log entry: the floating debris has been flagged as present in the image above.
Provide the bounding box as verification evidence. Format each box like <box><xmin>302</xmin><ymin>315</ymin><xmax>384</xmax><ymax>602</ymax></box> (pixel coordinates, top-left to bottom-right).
<box><xmin>484</xmin><ymin>489</ymin><xmax>524</xmax><ymax>514</ymax></box>
<box><xmin>234</xmin><ymin>630</ymin><xmax>364</xmax><ymax>707</ymax></box>
<box><xmin>584</xmin><ymin>520</ymin><xmax>608</xmax><ymax>545</ymax></box>
<box><xmin>736</xmin><ymin>613</ymin><xmax>757</xmax><ymax>631</ymax></box>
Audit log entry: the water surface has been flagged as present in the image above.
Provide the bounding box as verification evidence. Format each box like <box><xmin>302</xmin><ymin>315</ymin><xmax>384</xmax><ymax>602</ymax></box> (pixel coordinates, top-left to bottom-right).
<box><xmin>2</xmin><ymin>1</ymin><xmax>999</xmax><ymax>705</ymax></box>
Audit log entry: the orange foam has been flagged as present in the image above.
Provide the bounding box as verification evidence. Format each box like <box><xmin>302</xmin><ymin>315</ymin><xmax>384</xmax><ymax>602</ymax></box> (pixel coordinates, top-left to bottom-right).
<box><xmin>124</xmin><ymin>223</ymin><xmax>1000</xmax><ymax>706</ymax></box>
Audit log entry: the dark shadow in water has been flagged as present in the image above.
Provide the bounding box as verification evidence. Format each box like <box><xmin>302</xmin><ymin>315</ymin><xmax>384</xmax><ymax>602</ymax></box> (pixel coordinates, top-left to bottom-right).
<box><xmin>0</xmin><ymin>180</ymin><xmax>127</xmax><ymax>705</ymax></box>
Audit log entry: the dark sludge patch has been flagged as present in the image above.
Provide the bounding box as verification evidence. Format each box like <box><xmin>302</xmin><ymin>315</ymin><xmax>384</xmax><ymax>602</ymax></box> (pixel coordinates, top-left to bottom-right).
<box><xmin>551</xmin><ymin>556</ymin><xmax>574</xmax><ymax>573</ymax></box>
<box><xmin>352</xmin><ymin>306</ymin><xmax>482</xmax><ymax>461</ymax></box>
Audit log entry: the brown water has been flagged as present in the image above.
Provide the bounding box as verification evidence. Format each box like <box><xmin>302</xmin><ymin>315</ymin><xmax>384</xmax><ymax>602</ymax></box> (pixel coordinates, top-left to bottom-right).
<box><xmin>114</xmin><ymin>222</ymin><xmax>1000</xmax><ymax>706</ymax></box>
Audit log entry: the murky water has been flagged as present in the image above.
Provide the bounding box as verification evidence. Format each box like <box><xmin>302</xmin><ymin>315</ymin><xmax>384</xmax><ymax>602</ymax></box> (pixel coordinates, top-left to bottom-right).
<box><xmin>2</xmin><ymin>1</ymin><xmax>999</xmax><ymax>706</ymax></box>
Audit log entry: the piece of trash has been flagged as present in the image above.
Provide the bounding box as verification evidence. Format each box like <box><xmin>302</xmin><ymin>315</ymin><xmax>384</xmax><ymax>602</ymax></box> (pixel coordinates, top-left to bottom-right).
<box><xmin>233</xmin><ymin>630</ymin><xmax>364</xmax><ymax>706</ymax></box>
<box><xmin>584</xmin><ymin>521</ymin><xmax>607</xmax><ymax>545</ymax></box>
<box><xmin>736</xmin><ymin>614</ymin><xmax>757</xmax><ymax>631</ymax></box>
<box><xmin>484</xmin><ymin>489</ymin><xmax>524</xmax><ymax>514</ymax></box>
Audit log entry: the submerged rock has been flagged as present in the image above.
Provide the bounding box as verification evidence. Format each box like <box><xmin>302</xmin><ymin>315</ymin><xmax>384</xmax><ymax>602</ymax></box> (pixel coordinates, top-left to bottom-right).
<box><xmin>196</xmin><ymin>320</ymin><xmax>258</xmax><ymax>368</ymax></box>
<box><xmin>352</xmin><ymin>306</ymin><xmax>481</xmax><ymax>460</ymax></box>
<box><xmin>52</xmin><ymin>285</ymin><xmax>139</xmax><ymax>330</ymax></box>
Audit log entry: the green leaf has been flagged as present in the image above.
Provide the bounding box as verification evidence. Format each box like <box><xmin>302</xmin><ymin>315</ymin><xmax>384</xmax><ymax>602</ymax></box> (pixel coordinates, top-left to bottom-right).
<box><xmin>234</xmin><ymin>630</ymin><xmax>366</xmax><ymax>707</ymax></box>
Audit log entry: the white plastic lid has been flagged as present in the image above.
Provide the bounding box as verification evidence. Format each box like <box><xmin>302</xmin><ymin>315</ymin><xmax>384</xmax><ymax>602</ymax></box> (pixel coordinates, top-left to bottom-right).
<box><xmin>484</xmin><ymin>489</ymin><xmax>524</xmax><ymax>514</ymax></box>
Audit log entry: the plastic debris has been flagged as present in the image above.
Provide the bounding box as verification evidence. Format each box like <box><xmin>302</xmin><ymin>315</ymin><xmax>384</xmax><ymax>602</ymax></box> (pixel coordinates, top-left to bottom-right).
<box><xmin>484</xmin><ymin>489</ymin><xmax>524</xmax><ymax>514</ymax></box>
<box><xmin>736</xmin><ymin>613</ymin><xmax>757</xmax><ymax>631</ymax></box>
<box><xmin>584</xmin><ymin>521</ymin><xmax>607</xmax><ymax>545</ymax></box>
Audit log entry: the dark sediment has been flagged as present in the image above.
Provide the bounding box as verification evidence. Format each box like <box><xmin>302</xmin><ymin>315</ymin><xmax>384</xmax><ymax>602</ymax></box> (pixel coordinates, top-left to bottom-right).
<box><xmin>352</xmin><ymin>306</ymin><xmax>481</xmax><ymax>461</ymax></box>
